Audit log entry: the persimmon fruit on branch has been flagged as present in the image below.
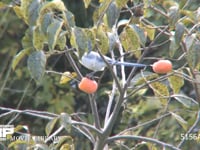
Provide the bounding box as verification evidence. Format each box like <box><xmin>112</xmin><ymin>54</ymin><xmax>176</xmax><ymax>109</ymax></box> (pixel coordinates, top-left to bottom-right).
<box><xmin>78</xmin><ymin>77</ymin><xmax>98</xmax><ymax>94</ymax></box>
<box><xmin>152</xmin><ymin>60</ymin><xmax>173</xmax><ymax>74</ymax></box>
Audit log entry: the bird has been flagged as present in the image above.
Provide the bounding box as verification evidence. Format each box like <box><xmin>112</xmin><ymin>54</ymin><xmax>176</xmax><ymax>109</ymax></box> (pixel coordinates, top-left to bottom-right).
<box><xmin>80</xmin><ymin>51</ymin><xmax>147</xmax><ymax>72</ymax></box>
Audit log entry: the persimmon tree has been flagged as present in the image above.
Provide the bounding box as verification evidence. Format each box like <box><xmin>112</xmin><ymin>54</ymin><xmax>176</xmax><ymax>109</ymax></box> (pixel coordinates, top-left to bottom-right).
<box><xmin>1</xmin><ymin>0</ymin><xmax>200</xmax><ymax>149</ymax></box>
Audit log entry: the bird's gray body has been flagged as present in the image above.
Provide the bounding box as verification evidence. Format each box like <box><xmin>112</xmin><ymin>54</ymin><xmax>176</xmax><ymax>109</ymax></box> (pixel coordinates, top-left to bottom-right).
<box><xmin>80</xmin><ymin>51</ymin><xmax>147</xmax><ymax>71</ymax></box>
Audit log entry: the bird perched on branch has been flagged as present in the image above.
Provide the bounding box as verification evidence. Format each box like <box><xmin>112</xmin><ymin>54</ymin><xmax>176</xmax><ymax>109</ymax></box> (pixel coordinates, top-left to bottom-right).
<box><xmin>80</xmin><ymin>51</ymin><xmax>147</xmax><ymax>71</ymax></box>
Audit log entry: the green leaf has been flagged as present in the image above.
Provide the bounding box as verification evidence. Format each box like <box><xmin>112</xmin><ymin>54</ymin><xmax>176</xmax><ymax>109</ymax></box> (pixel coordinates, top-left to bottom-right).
<box><xmin>175</xmin><ymin>22</ymin><xmax>185</xmax><ymax>44</ymax></box>
<box><xmin>172</xmin><ymin>94</ymin><xmax>198</xmax><ymax>109</ymax></box>
<box><xmin>170</xmin><ymin>112</ymin><xmax>188</xmax><ymax>130</ymax></box>
<box><xmin>120</xmin><ymin>25</ymin><xmax>141</xmax><ymax>58</ymax></box>
<box><xmin>12</xmin><ymin>48</ymin><xmax>32</xmax><ymax>70</ymax></box>
<box><xmin>168</xmin><ymin>74</ymin><xmax>184</xmax><ymax>93</ymax></box>
<box><xmin>60</xmin><ymin>113</ymin><xmax>72</xmax><ymax>132</ymax></box>
<box><xmin>168</xmin><ymin>6</ymin><xmax>180</xmax><ymax>27</ymax></box>
<box><xmin>117</xmin><ymin>19</ymin><xmax>129</xmax><ymax>28</ymax></box>
<box><xmin>93</xmin><ymin>0</ymin><xmax>112</xmax><ymax>24</ymax></box>
<box><xmin>169</xmin><ymin>35</ymin><xmax>180</xmax><ymax>57</ymax></box>
<box><xmin>106</xmin><ymin>2</ymin><xmax>120</xmax><ymax>28</ymax></box>
<box><xmin>70</xmin><ymin>27</ymin><xmax>88</xmax><ymax>56</ymax></box>
<box><xmin>22</xmin><ymin>28</ymin><xmax>33</xmax><ymax>48</ymax></box>
<box><xmin>47</xmin><ymin>19</ymin><xmax>64</xmax><ymax>50</ymax></box>
<box><xmin>40</xmin><ymin>12</ymin><xmax>53</xmax><ymax>34</ymax></box>
<box><xmin>190</xmin><ymin>41</ymin><xmax>200</xmax><ymax>69</ymax></box>
<box><xmin>184</xmin><ymin>34</ymin><xmax>196</xmax><ymax>51</ymax></box>
<box><xmin>28</xmin><ymin>0</ymin><xmax>41</xmax><ymax>26</ymax></box>
<box><xmin>108</xmin><ymin>32</ymin><xmax>118</xmax><ymax>51</ymax></box>
<box><xmin>143</xmin><ymin>0</ymin><xmax>155</xmax><ymax>18</ymax></box>
<box><xmin>185</xmin><ymin>35</ymin><xmax>200</xmax><ymax>69</ymax></box>
<box><xmin>45</xmin><ymin>117</ymin><xmax>59</xmax><ymax>136</ymax></box>
<box><xmin>64</xmin><ymin>10</ymin><xmax>75</xmax><ymax>31</ymax></box>
<box><xmin>85</xmin><ymin>28</ymin><xmax>96</xmax><ymax>50</ymax></box>
<box><xmin>130</xmin><ymin>24</ymin><xmax>146</xmax><ymax>47</ymax></box>
<box><xmin>115</xmin><ymin>0</ymin><xmax>128</xmax><ymax>8</ymax></box>
<box><xmin>27</xmin><ymin>51</ymin><xmax>46</xmax><ymax>83</ymax></box>
<box><xmin>33</xmin><ymin>26</ymin><xmax>46</xmax><ymax>50</ymax></box>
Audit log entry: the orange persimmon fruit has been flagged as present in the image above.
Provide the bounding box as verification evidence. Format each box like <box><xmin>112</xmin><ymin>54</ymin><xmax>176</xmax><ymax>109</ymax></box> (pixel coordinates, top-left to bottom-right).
<box><xmin>152</xmin><ymin>60</ymin><xmax>172</xmax><ymax>74</ymax></box>
<box><xmin>78</xmin><ymin>77</ymin><xmax>98</xmax><ymax>94</ymax></box>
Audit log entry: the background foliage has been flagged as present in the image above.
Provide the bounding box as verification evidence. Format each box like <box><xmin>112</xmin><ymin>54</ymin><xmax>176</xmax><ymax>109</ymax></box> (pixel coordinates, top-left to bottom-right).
<box><xmin>0</xmin><ymin>0</ymin><xmax>200</xmax><ymax>149</ymax></box>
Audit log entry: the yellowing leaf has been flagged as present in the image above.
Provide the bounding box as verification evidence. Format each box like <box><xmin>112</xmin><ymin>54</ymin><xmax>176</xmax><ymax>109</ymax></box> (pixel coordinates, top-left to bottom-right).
<box><xmin>60</xmin><ymin>72</ymin><xmax>77</xmax><ymax>84</ymax></box>
<box><xmin>40</xmin><ymin>0</ymin><xmax>66</xmax><ymax>15</ymax></box>
<box><xmin>115</xmin><ymin>0</ymin><xmax>128</xmax><ymax>8</ymax></box>
<box><xmin>56</xmin><ymin>136</ymin><xmax>74</xmax><ymax>150</ymax></box>
<box><xmin>56</xmin><ymin>32</ymin><xmax>67</xmax><ymax>50</ymax></box>
<box><xmin>120</xmin><ymin>25</ymin><xmax>141</xmax><ymax>58</ymax></box>
<box><xmin>168</xmin><ymin>74</ymin><xmax>184</xmax><ymax>93</ymax></box>
<box><xmin>96</xmin><ymin>25</ymin><xmax>109</xmax><ymax>54</ymax></box>
<box><xmin>13</xmin><ymin>5</ymin><xmax>26</xmax><ymax>21</ymax></box>
<box><xmin>144</xmin><ymin>25</ymin><xmax>155</xmax><ymax>41</ymax></box>
<box><xmin>83</xmin><ymin>0</ymin><xmax>91</xmax><ymax>8</ymax></box>
<box><xmin>45</xmin><ymin>117</ymin><xmax>59</xmax><ymax>136</ymax></box>
<box><xmin>131</xmin><ymin>71</ymin><xmax>158</xmax><ymax>86</ymax></box>
<box><xmin>33</xmin><ymin>26</ymin><xmax>46</xmax><ymax>50</ymax></box>
<box><xmin>12</xmin><ymin>48</ymin><xmax>32</xmax><ymax>70</ymax></box>
<box><xmin>20</xmin><ymin>0</ymin><xmax>33</xmax><ymax>24</ymax></box>
<box><xmin>150</xmin><ymin>82</ymin><xmax>169</xmax><ymax>97</ymax></box>
<box><xmin>150</xmin><ymin>82</ymin><xmax>170</xmax><ymax>105</ymax></box>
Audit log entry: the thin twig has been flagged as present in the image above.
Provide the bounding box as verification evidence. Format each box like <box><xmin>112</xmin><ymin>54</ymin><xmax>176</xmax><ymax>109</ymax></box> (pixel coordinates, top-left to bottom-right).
<box><xmin>64</xmin><ymin>46</ymin><xmax>83</xmax><ymax>80</ymax></box>
<box><xmin>106</xmin><ymin>135</ymin><xmax>181</xmax><ymax>150</ymax></box>
<box><xmin>89</xmin><ymin>94</ymin><xmax>101</xmax><ymax>130</ymax></box>
<box><xmin>118</xmin><ymin>112</ymin><xmax>172</xmax><ymax>135</ymax></box>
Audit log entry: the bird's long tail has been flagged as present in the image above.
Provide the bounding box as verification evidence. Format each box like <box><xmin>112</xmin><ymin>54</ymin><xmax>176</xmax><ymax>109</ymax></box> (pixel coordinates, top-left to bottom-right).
<box><xmin>113</xmin><ymin>61</ymin><xmax>148</xmax><ymax>67</ymax></box>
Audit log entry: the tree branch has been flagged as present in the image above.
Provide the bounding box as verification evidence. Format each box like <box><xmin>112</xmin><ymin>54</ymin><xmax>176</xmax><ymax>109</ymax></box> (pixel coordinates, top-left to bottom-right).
<box><xmin>107</xmin><ymin>135</ymin><xmax>181</xmax><ymax>150</ymax></box>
